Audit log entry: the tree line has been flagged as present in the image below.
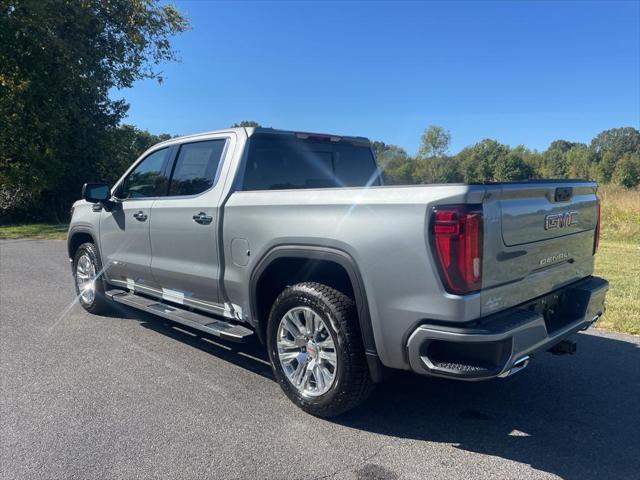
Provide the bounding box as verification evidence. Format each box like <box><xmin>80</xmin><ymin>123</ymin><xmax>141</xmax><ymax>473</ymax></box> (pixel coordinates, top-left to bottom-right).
<box><xmin>375</xmin><ymin>125</ymin><xmax>640</xmax><ymax>187</ymax></box>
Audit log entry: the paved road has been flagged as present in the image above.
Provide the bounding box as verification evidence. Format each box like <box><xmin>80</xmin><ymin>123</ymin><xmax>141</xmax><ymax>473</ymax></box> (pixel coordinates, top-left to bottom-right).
<box><xmin>1</xmin><ymin>240</ymin><xmax>639</xmax><ymax>480</ymax></box>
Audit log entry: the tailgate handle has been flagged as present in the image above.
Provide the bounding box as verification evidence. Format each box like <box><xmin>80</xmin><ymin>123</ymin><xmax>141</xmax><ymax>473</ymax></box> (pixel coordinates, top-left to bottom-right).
<box><xmin>554</xmin><ymin>187</ymin><xmax>573</xmax><ymax>202</ymax></box>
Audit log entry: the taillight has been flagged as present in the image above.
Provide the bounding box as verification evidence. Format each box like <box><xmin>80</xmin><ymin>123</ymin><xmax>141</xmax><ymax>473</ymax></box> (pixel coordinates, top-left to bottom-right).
<box><xmin>430</xmin><ymin>205</ymin><xmax>483</xmax><ymax>294</ymax></box>
<box><xmin>593</xmin><ymin>197</ymin><xmax>601</xmax><ymax>254</ymax></box>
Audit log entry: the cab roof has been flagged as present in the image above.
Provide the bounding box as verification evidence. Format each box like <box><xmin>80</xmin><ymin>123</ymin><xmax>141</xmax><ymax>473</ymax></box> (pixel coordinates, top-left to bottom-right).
<box><xmin>155</xmin><ymin>127</ymin><xmax>370</xmax><ymax>148</ymax></box>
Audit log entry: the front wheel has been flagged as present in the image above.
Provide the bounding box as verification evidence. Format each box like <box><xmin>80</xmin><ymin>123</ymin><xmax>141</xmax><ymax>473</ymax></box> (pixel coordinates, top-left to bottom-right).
<box><xmin>267</xmin><ymin>282</ymin><xmax>374</xmax><ymax>417</ymax></box>
<box><xmin>73</xmin><ymin>242</ymin><xmax>111</xmax><ymax>314</ymax></box>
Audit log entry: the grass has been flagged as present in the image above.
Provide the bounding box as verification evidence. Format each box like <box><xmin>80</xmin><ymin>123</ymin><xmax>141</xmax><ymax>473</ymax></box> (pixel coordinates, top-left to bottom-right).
<box><xmin>598</xmin><ymin>185</ymin><xmax>640</xmax><ymax>244</ymax></box>
<box><xmin>594</xmin><ymin>240</ymin><xmax>640</xmax><ymax>335</ymax></box>
<box><xmin>0</xmin><ymin>223</ymin><xmax>68</xmax><ymax>240</ymax></box>
<box><xmin>593</xmin><ymin>185</ymin><xmax>640</xmax><ymax>335</ymax></box>
<box><xmin>0</xmin><ymin>185</ymin><xmax>638</xmax><ymax>334</ymax></box>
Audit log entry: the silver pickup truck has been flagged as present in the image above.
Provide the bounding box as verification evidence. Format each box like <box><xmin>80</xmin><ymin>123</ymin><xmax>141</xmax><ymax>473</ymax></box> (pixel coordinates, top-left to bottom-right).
<box><xmin>68</xmin><ymin>127</ymin><xmax>608</xmax><ymax>416</ymax></box>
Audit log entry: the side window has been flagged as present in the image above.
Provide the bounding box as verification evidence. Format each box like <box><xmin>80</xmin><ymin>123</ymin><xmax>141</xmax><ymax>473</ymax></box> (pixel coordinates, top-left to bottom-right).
<box><xmin>168</xmin><ymin>139</ymin><xmax>226</xmax><ymax>196</ymax></box>
<box><xmin>119</xmin><ymin>148</ymin><xmax>170</xmax><ymax>199</ymax></box>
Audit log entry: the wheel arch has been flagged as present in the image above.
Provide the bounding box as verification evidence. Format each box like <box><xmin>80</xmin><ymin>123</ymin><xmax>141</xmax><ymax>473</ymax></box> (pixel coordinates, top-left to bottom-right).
<box><xmin>67</xmin><ymin>227</ymin><xmax>97</xmax><ymax>260</ymax></box>
<box><xmin>249</xmin><ymin>245</ymin><xmax>384</xmax><ymax>381</ymax></box>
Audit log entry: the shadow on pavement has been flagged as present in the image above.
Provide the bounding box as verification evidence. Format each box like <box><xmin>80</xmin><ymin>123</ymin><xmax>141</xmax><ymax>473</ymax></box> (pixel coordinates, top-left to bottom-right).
<box><xmin>113</xmin><ymin>302</ymin><xmax>640</xmax><ymax>480</ymax></box>
<box><xmin>336</xmin><ymin>332</ymin><xmax>640</xmax><ymax>480</ymax></box>
<box><xmin>106</xmin><ymin>301</ymin><xmax>274</xmax><ymax>380</ymax></box>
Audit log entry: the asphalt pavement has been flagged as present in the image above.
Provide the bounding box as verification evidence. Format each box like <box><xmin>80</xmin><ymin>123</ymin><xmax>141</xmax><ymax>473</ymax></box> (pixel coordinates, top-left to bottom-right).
<box><xmin>1</xmin><ymin>239</ymin><xmax>639</xmax><ymax>480</ymax></box>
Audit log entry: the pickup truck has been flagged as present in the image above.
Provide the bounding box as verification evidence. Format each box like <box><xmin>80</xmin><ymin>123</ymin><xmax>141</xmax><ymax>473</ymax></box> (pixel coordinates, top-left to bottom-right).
<box><xmin>68</xmin><ymin>127</ymin><xmax>609</xmax><ymax>417</ymax></box>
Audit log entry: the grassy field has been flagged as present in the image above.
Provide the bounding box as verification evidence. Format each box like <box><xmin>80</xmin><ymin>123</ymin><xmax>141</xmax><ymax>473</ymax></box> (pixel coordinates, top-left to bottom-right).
<box><xmin>593</xmin><ymin>186</ymin><xmax>640</xmax><ymax>335</ymax></box>
<box><xmin>0</xmin><ymin>223</ymin><xmax>68</xmax><ymax>240</ymax></box>
<box><xmin>1</xmin><ymin>186</ymin><xmax>638</xmax><ymax>334</ymax></box>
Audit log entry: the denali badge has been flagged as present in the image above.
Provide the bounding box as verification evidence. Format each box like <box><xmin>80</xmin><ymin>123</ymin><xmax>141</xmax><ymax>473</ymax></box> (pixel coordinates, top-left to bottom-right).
<box><xmin>539</xmin><ymin>252</ymin><xmax>570</xmax><ymax>266</ymax></box>
<box><xmin>544</xmin><ymin>211</ymin><xmax>578</xmax><ymax>230</ymax></box>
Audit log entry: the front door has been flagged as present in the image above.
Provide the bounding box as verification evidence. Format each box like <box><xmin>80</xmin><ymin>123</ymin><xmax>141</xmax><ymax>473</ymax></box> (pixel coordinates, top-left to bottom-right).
<box><xmin>100</xmin><ymin>147</ymin><xmax>171</xmax><ymax>291</ymax></box>
<box><xmin>150</xmin><ymin>137</ymin><xmax>230</xmax><ymax>309</ymax></box>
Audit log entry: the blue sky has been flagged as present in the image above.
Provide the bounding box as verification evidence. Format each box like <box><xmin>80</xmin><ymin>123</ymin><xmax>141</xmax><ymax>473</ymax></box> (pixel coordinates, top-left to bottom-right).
<box><xmin>117</xmin><ymin>0</ymin><xmax>640</xmax><ymax>154</ymax></box>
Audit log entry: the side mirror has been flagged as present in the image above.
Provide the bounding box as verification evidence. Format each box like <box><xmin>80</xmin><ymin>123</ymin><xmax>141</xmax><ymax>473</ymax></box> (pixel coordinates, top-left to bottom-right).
<box><xmin>82</xmin><ymin>182</ymin><xmax>110</xmax><ymax>203</ymax></box>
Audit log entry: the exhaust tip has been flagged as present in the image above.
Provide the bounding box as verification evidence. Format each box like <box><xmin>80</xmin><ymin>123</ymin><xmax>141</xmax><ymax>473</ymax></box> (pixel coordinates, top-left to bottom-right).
<box><xmin>499</xmin><ymin>355</ymin><xmax>530</xmax><ymax>378</ymax></box>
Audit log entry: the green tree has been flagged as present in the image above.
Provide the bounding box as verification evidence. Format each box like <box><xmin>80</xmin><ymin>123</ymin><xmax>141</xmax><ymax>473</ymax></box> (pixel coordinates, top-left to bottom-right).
<box><xmin>381</xmin><ymin>155</ymin><xmax>416</xmax><ymax>185</ymax></box>
<box><xmin>588</xmin><ymin>127</ymin><xmax>640</xmax><ymax>183</ymax></box>
<box><xmin>418</xmin><ymin>125</ymin><xmax>451</xmax><ymax>158</ymax></box>
<box><xmin>372</xmin><ymin>141</ymin><xmax>409</xmax><ymax>170</ymax></box>
<box><xmin>413</xmin><ymin>156</ymin><xmax>461</xmax><ymax>183</ymax></box>
<box><xmin>596</xmin><ymin>151</ymin><xmax>619</xmax><ymax>183</ymax></box>
<box><xmin>231</xmin><ymin>120</ymin><xmax>261</xmax><ymax>128</ymax></box>
<box><xmin>540</xmin><ymin>140</ymin><xmax>581</xmax><ymax>178</ymax></box>
<box><xmin>0</xmin><ymin>0</ymin><xmax>188</xmax><ymax>221</ymax></box>
<box><xmin>413</xmin><ymin>126</ymin><xmax>460</xmax><ymax>183</ymax></box>
<box><xmin>493</xmin><ymin>146</ymin><xmax>534</xmax><ymax>181</ymax></box>
<box><xmin>611</xmin><ymin>153</ymin><xmax>640</xmax><ymax>188</ymax></box>
<box><xmin>565</xmin><ymin>145</ymin><xmax>594</xmax><ymax>179</ymax></box>
<box><xmin>97</xmin><ymin>125</ymin><xmax>173</xmax><ymax>185</ymax></box>
<box><xmin>548</xmin><ymin>140</ymin><xmax>579</xmax><ymax>153</ymax></box>
<box><xmin>457</xmin><ymin>139</ymin><xmax>509</xmax><ymax>183</ymax></box>
<box><xmin>590</xmin><ymin>127</ymin><xmax>640</xmax><ymax>159</ymax></box>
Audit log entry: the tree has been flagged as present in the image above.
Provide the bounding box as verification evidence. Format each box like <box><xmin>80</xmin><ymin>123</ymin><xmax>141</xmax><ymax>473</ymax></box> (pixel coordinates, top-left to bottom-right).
<box><xmin>413</xmin><ymin>156</ymin><xmax>461</xmax><ymax>183</ymax></box>
<box><xmin>0</xmin><ymin>0</ymin><xmax>188</xmax><ymax>221</ymax></box>
<box><xmin>548</xmin><ymin>139</ymin><xmax>579</xmax><ymax>153</ymax></box>
<box><xmin>381</xmin><ymin>155</ymin><xmax>415</xmax><ymax>185</ymax></box>
<box><xmin>372</xmin><ymin>141</ymin><xmax>408</xmax><ymax>169</ymax></box>
<box><xmin>590</xmin><ymin>127</ymin><xmax>640</xmax><ymax>159</ymax></box>
<box><xmin>493</xmin><ymin>146</ymin><xmax>534</xmax><ymax>181</ymax></box>
<box><xmin>457</xmin><ymin>139</ymin><xmax>510</xmax><ymax>183</ymax></box>
<box><xmin>611</xmin><ymin>153</ymin><xmax>640</xmax><ymax>188</ymax></box>
<box><xmin>413</xmin><ymin>126</ymin><xmax>459</xmax><ymax>183</ymax></box>
<box><xmin>541</xmin><ymin>141</ymin><xmax>571</xmax><ymax>178</ymax></box>
<box><xmin>418</xmin><ymin>125</ymin><xmax>451</xmax><ymax>158</ymax></box>
<box><xmin>96</xmin><ymin>125</ymin><xmax>173</xmax><ymax>185</ymax></box>
<box><xmin>231</xmin><ymin>120</ymin><xmax>261</xmax><ymax>128</ymax></box>
<box><xmin>596</xmin><ymin>152</ymin><xmax>619</xmax><ymax>183</ymax></box>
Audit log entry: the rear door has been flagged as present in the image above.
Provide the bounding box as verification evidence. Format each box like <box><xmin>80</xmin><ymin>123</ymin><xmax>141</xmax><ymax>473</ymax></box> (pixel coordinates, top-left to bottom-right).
<box><xmin>481</xmin><ymin>181</ymin><xmax>599</xmax><ymax>316</ymax></box>
<box><xmin>149</xmin><ymin>135</ymin><xmax>233</xmax><ymax>310</ymax></box>
<box><xmin>100</xmin><ymin>147</ymin><xmax>171</xmax><ymax>290</ymax></box>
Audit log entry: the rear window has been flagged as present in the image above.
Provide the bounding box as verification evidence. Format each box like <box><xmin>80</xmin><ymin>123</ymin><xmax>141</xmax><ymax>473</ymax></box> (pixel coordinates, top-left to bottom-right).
<box><xmin>242</xmin><ymin>135</ymin><xmax>380</xmax><ymax>191</ymax></box>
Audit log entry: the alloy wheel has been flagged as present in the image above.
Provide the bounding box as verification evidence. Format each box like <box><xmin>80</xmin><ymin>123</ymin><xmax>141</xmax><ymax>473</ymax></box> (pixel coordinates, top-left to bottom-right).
<box><xmin>76</xmin><ymin>253</ymin><xmax>97</xmax><ymax>305</ymax></box>
<box><xmin>276</xmin><ymin>306</ymin><xmax>338</xmax><ymax>397</ymax></box>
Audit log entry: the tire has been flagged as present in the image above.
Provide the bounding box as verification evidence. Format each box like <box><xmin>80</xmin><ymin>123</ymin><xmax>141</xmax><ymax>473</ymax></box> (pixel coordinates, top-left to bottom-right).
<box><xmin>73</xmin><ymin>242</ymin><xmax>111</xmax><ymax>315</ymax></box>
<box><xmin>266</xmin><ymin>282</ymin><xmax>374</xmax><ymax>417</ymax></box>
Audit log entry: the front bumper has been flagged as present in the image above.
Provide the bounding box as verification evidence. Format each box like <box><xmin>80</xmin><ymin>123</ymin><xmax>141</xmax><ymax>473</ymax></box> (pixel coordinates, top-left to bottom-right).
<box><xmin>406</xmin><ymin>276</ymin><xmax>609</xmax><ymax>380</ymax></box>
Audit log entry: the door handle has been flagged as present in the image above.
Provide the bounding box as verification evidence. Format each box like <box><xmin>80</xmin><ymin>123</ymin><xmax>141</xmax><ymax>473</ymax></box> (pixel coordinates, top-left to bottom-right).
<box><xmin>192</xmin><ymin>212</ymin><xmax>213</xmax><ymax>225</ymax></box>
<box><xmin>133</xmin><ymin>211</ymin><xmax>147</xmax><ymax>221</ymax></box>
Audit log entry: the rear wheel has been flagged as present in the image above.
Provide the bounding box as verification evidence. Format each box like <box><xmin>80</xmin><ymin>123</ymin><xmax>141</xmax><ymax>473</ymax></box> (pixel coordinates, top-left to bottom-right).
<box><xmin>73</xmin><ymin>242</ymin><xmax>111</xmax><ymax>314</ymax></box>
<box><xmin>267</xmin><ymin>282</ymin><xmax>373</xmax><ymax>417</ymax></box>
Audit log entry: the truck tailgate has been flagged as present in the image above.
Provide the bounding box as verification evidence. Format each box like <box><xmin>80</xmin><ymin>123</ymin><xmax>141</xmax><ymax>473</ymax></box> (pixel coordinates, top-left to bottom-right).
<box><xmin>481</xmin><ymin>181</ymin><xmax>599</xmax><ymax>316</ymax></box>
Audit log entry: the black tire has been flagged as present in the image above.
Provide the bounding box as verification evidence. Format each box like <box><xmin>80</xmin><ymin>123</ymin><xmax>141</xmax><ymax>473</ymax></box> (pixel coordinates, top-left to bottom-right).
<box><xmin>73</xmin><ymin>242</ymin><xmax>111</xmax><ymax>315</ymax></box>
<box><xmin>266</xmin><ymin>282</ymin><xmax>374</xmax><ymax>417</ymax></box>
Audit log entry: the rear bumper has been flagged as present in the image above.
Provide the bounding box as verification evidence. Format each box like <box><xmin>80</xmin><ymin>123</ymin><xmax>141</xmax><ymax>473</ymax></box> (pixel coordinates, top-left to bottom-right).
<box><xmin>406</xmin><ymin>276</ymin><xmax>608</xmax><ymax>380</ymax></box>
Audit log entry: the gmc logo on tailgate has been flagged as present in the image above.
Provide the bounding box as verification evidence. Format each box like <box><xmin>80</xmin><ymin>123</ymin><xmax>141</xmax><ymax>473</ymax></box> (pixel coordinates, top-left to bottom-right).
<box><xmin>544</xmin><ymin>211</ymin><xmax>578</xmax><ymax>230</ymax></box>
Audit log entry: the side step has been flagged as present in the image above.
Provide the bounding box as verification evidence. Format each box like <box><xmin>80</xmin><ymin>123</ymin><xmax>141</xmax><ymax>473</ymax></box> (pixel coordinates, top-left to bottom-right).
<box><xmin>106</xmin><ymin>289</ymin><xmax>254</xmax><ymax>343</ymax></box>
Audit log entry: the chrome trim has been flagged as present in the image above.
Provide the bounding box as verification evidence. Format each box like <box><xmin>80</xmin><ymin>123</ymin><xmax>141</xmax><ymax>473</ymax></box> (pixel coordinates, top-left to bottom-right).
<box><xmin>277</xmin><ymin>307</ymin><xmax>338</xmax><ymax>397</ymax></box>
<box><xmin>75</xmin><ymin>253</ymin><xmax>96</xmax><ymax>305</ymax></box>
<box><xmin>498</xmin><ymin>356</ymin><xmax>530</xmax><ymax>378</ymax></box>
